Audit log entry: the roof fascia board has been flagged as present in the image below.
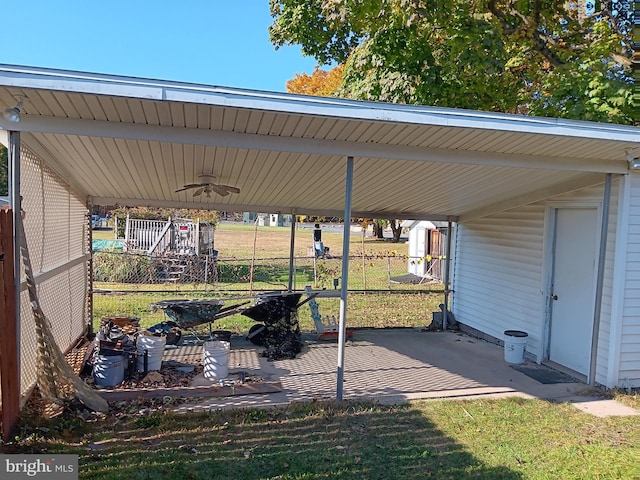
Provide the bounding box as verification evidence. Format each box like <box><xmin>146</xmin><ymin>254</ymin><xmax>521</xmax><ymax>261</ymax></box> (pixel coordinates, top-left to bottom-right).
<box><xmin>458</xmin><ymin>172</ymin><xmax>609</xmax><ymax>222</ymax></box>
<box><xmin>92</xmin><ymin>196</ymin><xmax>454</xmax><ymax>221</ymax></box>
<box><xmin>163</xmin><ymin>89</ymin><xmax>640</xmax><ymax>142</ymax></box>
<box><xmin>2</xmin><ymin>115</ymin><xmax>629</xmax><ymax>174</ymax></box>
<box><xmin>0</xmin><ymin>69</ymin><xmax>164</xmax><ymax>101</ymax></box>
<box><xmin>167</xmin><ymin>88</ymin><xmax>640</xmax><ymax>142</ymax></box>
<box><xmin>1</xmin><ymin>64</ymin><xmax>639</xmax><ymax>142</ymax></box>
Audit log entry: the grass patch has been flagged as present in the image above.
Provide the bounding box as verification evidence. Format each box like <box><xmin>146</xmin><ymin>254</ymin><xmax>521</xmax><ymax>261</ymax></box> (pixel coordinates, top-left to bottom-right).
<box><xmin>7</xmin><ymin>398</ymin><xmax>638</xmax><ymax>479</ymax></box>
<box><xmin>93</xmin><ymin>291</ymin><xmax>442</xmax><ymax>332</ymax></box>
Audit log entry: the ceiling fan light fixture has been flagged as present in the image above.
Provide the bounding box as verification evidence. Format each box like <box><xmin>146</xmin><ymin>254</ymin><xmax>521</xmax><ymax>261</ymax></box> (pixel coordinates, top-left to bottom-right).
<box><xmin>175</xmin><ymin>173</ymin><xmax>240</xmax><ymax>197</ymax></box>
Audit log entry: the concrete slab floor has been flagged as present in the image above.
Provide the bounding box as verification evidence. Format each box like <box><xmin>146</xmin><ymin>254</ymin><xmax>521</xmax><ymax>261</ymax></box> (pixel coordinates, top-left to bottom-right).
<box><xmin>162</xmin><ymin>329</ymin><xmax>637</xmax><ymax>417</ymax></box>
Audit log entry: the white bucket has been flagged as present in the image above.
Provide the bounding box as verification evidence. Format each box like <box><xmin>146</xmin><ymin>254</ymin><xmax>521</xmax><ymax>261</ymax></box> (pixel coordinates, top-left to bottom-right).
<box><xmin>137</xmin><ymin>335</ymin><xmax>166</xmax><ymax>372</ymax></box>
<box><xmin>93</xmin><ymin>354</ymin><xmax>126</xmax><ymax>387</ymax></box>
<box><xmin>203</xmin><ymin>340</ymin><xmax>230</xmax><ymax>380</ymax></box>
<box><xmin>504</xmin><ymin>330</ymin><xmax>528</xmax><ymax>364</ymax></box>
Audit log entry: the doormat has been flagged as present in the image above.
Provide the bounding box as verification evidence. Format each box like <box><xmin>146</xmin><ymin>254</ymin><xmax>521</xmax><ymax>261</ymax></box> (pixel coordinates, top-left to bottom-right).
<box><xmin>510</xmin><ymin>364</ymin><xmax>580</xmax><ymax>384</ymax></box>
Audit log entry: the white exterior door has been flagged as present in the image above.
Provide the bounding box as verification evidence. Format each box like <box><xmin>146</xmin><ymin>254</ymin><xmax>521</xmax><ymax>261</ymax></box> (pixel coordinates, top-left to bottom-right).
<box><xmin>548</xmin><ymin>208</ymin><xmax>598</xmax><ymax>375</ymax></box>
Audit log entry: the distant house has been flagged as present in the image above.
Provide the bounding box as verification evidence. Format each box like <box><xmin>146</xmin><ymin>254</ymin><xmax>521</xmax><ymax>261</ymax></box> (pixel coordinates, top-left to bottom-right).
<box><xmin>243</xmin><ymin>212</ymin><xmax>293</xmax><ymax>227</ymax></box>
<box><xmin>243</xmin><ymin>212</ymin><xmax>258</xmax><ymax>224</ymax></box>
<box><xmin>0</xmin><ymin>196</ymin><xmax>8</xmax><ymax>207</ymax></box>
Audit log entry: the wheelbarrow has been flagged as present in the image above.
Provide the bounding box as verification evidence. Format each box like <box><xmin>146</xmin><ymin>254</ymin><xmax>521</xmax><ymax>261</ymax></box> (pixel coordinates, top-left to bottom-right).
<box><xmin>242</xmin><ymin>291</ymin><xmax>317</xmax><ymax>360</ymax></box>
<box><xmin>149</xmin><ymin>299</ymin><xmax>250</xmax><ymax>344</ymax></box>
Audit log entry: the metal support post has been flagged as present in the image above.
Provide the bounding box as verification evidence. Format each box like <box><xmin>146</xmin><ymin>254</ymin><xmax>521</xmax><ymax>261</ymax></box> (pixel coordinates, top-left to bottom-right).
<box><xmin>336</xmin><ymin>156</ymin><xmax>354</xmax><ymax>401</ymax></box>
<box><xmin>589</xmin><ymin>173</ymin><xmax>612</xmax><ymax>386</ymax></box>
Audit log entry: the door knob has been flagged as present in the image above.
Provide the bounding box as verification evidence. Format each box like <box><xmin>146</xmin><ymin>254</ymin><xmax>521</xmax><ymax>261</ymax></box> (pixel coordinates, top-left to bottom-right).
<box><xmin>552</xmin><ymin>294</ymin><xmax>558</xmax><ymax>301</ymax></box>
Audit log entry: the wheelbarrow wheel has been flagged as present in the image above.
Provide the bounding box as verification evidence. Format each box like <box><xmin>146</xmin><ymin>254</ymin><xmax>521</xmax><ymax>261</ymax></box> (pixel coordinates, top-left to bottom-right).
<box><xmin>247</xmin><ymin>324</ymin><xmax>267</xmax><ymax>346</ymax></box>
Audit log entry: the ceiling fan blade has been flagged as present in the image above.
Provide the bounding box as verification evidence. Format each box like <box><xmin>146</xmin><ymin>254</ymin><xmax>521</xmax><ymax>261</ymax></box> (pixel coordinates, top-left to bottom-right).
<box><xmin>175</xmin><ymin>183</ymin><xmax>202</xmax><ymax>193</ymax></box>
<box><xmin>210</xmin><ymin>184</ymin><xmax>230</xmax><ymax>196</ymax></box>
<box><xmin>193</xmin><ymin>187</ymin><xmax>204</xmax><ymax>197</ymax></box>
<box><xmin>216</xmin><ymin>184</ymin><xmax>240</xmax><ymax>194</ymax></box>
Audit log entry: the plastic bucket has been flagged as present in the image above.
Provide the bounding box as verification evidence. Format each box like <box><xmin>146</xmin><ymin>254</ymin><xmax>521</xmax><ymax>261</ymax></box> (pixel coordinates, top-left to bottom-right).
<box><xmin>210</xmin><ymin>330</ymin><xmax>232</xmax><ymax>342</ymax></box>
<box><xmin>203</xmin><ymin>340</ymin><xmax>230</xmax><ymax>380</ymax></box>
<box><xmin>137</xmin><ymin>335</ymin><xmax>166</xmax><ymax>372</ymax></box>
<box><xmin>504</xmin><ymin>330</ymin><xmax>528</xmax><ymax>364</ymax></box>
<box><xmin>93</xmin><ymin>354</ymin><xmax>126</xmax><ymax>387</ymax></box>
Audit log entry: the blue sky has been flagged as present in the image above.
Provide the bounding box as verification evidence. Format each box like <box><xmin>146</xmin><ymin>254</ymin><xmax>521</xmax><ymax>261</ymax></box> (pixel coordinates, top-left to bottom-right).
<box><xmin>2</xmin><ymin>1</ymin><xmax>319</xmax><ymax>92</ymax></box>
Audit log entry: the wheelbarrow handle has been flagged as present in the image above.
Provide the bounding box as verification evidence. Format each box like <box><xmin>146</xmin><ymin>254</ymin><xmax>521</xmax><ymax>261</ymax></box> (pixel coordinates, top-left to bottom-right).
<box><xmin>295</xmin><ymin>293</ymin><xmax>319</xmax><ymax>309</ymax></box>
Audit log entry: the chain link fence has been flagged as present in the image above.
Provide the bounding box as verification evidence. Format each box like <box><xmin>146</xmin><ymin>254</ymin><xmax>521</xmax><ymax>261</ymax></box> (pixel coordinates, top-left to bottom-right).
<box><xmin>92</xmin><ymin>251</ymin><xmax>442</xmax><ymax>292</ymax></box>
<box><xmin>92</xmin><ymin>250</ymin><xmax>445</xmax><ymax>331</ymax></box>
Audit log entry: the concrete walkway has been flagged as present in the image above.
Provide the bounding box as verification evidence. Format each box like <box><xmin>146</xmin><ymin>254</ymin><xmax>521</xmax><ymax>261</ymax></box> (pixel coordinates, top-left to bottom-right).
<box><xmin>166</xmin><ymin>329</ymin><xmax>637</xmax><ymax>417</ymax></box>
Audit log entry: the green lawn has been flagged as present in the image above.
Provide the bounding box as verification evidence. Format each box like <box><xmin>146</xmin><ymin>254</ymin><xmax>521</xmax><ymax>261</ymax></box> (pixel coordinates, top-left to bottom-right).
<box><xmin>7</xmin><ymin>397</ymin><xmax>639</xmax><ymax>479</ymax></box>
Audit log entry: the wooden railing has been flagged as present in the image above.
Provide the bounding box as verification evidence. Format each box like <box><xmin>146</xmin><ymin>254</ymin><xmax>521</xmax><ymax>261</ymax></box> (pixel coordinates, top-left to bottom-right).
<box><xmin>124</xmin><ymin>218</ymin><xmax>171</xmax><ymax>253</ymax></box>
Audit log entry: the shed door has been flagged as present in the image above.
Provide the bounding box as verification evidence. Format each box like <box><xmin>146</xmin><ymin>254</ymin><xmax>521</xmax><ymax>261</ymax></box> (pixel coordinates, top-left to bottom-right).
<box><xmin>430</xmin><ymin>230</ymin><xmax>442</xmax><ymax>279</ymax></box>
<box><xmin>548</xmin><ymin>208</ymin><xmax>598</xmax><ymax>375</ymax></box>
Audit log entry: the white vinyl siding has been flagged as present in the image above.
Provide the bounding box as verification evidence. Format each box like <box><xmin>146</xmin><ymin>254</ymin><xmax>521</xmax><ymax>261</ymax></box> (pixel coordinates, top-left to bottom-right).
<box><xmin>452</xmin><ymin>204</ymin><xmax>546</xmax><ymax>359</ymax></box>
<box><xmin>617</xmin><ymin>174</ymin><xmax>640</xmax><ymax>387</ymax></box>
<box><xmin>452</xmin><ymin>180</ymin><xmax>619</xmax><ymax>385</ymax></box>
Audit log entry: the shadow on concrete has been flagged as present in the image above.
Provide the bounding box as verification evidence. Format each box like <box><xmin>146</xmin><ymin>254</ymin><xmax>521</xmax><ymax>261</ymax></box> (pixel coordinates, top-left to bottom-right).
<box><xmin>169</xmin><ymin>329</ymin><xmax>590</xmax><ymax>413</ymax></box>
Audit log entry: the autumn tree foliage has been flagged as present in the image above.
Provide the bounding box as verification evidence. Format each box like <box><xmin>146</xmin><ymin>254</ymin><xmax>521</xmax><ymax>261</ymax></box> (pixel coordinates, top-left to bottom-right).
<box><xmin>270</xmin><ymin>0</ymin><xmax>635</xmax><ymax>124</ymax></box>
<box><xmin>286</xmin><ymin>65</ymin><xmax>344</xmax><ymax>96</ymax></box>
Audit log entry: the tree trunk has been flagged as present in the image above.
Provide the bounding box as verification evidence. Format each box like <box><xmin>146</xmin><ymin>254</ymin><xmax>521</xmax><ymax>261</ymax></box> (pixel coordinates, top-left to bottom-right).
<box><xmin>373</xmin><ymin>222</ymin><xmax>384</xmax><ymax>239</ymax></box>
<box><xmin>390</xmin><ymin>219</ymin><xmax>402</xmax><ymax>243</ymax></box>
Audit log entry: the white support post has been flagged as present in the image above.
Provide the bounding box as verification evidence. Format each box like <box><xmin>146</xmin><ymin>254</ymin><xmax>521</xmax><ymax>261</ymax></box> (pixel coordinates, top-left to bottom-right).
<box><xmin>336</xmin><ymin>156</ymin><xmax>354</xmax><ymax>401</ymax></box>
<box><xmin>589</xmin><ymin>173</ymin><xmax>612</xmax><ymax>386</ymax></box>
<box><xmin>288</xmin><ymin>214</ymin><xmax>297</xmax><ymax>292</ymax></box>
<box><xmin>442</xmin><ymin>218</ymin><xmax>453</xmax><ymax>330</ymax></box>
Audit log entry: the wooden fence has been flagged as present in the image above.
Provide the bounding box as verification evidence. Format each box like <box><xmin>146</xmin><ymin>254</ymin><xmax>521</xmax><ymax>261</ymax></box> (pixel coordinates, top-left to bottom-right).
<box><xmin>0</xmin><ymin>206</ymin><xmax>19</xmax><ymax>442</ymax></box>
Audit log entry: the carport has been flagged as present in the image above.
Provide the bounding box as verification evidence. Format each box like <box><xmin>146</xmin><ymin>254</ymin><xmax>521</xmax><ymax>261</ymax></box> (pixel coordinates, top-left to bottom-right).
<box><xmin>1</xmin><ymin>65</ymin><xmax>639</xmax><ymax>430</ymax></box>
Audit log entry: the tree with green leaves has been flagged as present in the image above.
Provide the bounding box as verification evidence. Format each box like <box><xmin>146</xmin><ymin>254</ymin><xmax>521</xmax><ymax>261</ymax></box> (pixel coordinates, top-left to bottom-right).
<box><xmin>270</xmin><ymin>0</ymin><xmax>635</xmax><ymax>124</ymax></box>
<box><xmin>0</xmin><ymin>146</ymin><xmax>7</xmax><ymax>196</ymax></box>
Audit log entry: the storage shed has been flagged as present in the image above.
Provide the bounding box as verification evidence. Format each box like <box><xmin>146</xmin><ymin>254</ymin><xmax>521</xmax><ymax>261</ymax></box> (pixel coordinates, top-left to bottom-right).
<box><xmin>404</xmin><ymin>220</ymin><xmax>449</xmax><ymax>280</ymax></box>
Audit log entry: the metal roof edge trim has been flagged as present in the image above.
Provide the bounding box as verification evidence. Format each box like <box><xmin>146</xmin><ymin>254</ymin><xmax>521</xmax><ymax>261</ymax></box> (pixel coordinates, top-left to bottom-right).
<box><xmin>0</xmin><ymin>64</ymin><xmax>638</xmax><ymax>143</ymax></box>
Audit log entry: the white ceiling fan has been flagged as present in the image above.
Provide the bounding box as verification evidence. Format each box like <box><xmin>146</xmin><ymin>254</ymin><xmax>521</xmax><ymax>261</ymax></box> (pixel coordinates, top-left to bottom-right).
<box><xmin>175</xmin><ymin>174</ymin><xmax>240</xmax><ymax>198</ymax></box>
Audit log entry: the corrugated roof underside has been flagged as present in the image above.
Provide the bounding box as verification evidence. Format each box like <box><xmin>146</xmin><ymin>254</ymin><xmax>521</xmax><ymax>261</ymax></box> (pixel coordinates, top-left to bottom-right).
<box><xmin>3</xmin><ymin>89</ymin><xmax>627</xmax><ymax>162</ymax></box>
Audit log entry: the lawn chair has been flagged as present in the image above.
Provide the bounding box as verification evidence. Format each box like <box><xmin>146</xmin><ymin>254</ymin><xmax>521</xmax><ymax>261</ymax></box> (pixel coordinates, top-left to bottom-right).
<box><xmin>304</xmin><ymin>286</ymin><xmax>354</xmax><ymax>341</ymax></box>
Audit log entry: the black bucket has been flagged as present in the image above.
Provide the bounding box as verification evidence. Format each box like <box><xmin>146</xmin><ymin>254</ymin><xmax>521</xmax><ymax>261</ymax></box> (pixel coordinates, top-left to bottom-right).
<box><xmin>210</xmin><ymin>330</ymin><xmax>232</xmax><ymax>342</ymax></box>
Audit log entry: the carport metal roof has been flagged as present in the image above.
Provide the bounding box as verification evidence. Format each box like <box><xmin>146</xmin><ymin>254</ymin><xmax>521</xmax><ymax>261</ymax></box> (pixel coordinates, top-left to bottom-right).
<box><xmin>2</xmin><ymin>64</ymin><xmax>639</xmax><ymax>402</ymax></box>
<box><xmin>1</xmin><ymin>64</ymin><xmax>639</xmax><ymax>222</ymax></box>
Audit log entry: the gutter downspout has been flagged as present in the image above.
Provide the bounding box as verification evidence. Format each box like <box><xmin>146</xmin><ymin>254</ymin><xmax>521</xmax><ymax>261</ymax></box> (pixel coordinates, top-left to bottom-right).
<box><xmin>442</xmin><ymin>218</ymin><xmax>453</xmax><ymax>330</ymax></box>
<box><xmin>336</xmin><ymin>156</ymin><xmax>354</xmax><ymax>401</ymax></box>
<box><xmin>589</xmin><ymin>173</ymin><xmax>612</xmax><ymax>386</ymax></box>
